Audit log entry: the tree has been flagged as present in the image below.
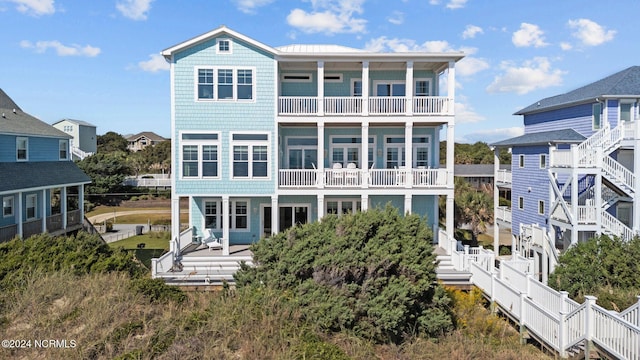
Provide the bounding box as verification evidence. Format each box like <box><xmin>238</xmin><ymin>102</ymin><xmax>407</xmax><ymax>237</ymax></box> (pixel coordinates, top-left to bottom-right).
<box><xmin>439</xmin><ymin>141</ymin><xmax>511</xmax><ymax>164</ymax></box>
<box><xmin>234</xmin><ymin>206</ymin><xmax>453</xmax><ymax>344</ymax></box>
<box><xmin>77</xmin><ymin>151</ymin><xmax>133</xmax><ymax>199</ymax></box>
<box><xmin>548</xmin><ymin>235</ymin><xmax>640</xmax><ymax>309</ymax></box>
<box><xmin>459</xmin><ymin>189</ymin><xmax>493</xmax><ymax>243</ymax></box>
<box><xmin>97</xmin><ymin>132</ymin><xmax>129</xmax><ymax>153</ymax></box>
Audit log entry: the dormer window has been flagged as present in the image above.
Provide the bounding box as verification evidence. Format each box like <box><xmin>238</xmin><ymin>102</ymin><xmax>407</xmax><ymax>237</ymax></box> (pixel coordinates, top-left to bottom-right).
<box><xmin>217</xmin><ymin>39</ymin><xmax>232</xmax><ymax>54</ymax></box>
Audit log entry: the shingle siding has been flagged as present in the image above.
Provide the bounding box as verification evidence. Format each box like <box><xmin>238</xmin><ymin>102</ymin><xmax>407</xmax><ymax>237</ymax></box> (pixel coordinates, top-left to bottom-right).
<box><xmin>511</xmin><ymin>145</ymin><xmax>549</xmax><ymax>236</ymax></box>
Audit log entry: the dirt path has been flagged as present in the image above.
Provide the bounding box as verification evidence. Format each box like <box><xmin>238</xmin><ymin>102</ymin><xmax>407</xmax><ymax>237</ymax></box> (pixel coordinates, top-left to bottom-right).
<box><xmin>88</xmin><ymin>209</ymin><xmax>172</xmax><ymax>223</ymax></box>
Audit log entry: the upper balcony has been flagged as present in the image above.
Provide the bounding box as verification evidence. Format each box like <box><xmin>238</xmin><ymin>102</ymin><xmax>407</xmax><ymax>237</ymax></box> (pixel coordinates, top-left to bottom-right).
<box><xmin>278</xmin><ymin>96</ymin><xmax>453</xmax><ymax>117</ymax></box>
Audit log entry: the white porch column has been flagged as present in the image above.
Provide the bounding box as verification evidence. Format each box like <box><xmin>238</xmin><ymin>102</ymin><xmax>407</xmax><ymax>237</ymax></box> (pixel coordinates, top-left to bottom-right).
<box><xmin>405</xmin><ymin>122</ymin><xmax>413</xmax><ymax>188</ymax></box>
<box><xmin>171</xmin><ymin>196</ymin><xmax>180</xmax><ymax>243</ymax></box>
<box><xmin>78</xmin><ymin>185</ymin><xmax>84</xmax><ymax>224</ymax></box>
<box><xmin>361</xmin><ymin>123</ymin><xmax>369</xmax><ymax>188</ymax></box>
<box><xmin>61</xmin><ymin>187</ymin><xmax>67</xmax><ymax>229</ymax></box>
<box><xmin>493</xmin><ymin>148</ymin><xmax>500</xmax><ymax>257</ymax></box>
<box><xmin>361</xmin><ymin>194</ymin><xmax>368</xmax><ymax>211</ymax></box>
<box><xmin>446</xmin><ymin>193</ymin><xmax>454</xmax><ymax>240</ymax></box>
<box><xmin>362</xmin><ymin>61</ymin><xmax>369</xmax><ymax>115</ymax></box>
<box><xmin>447</xmin><ymin>61</ymin><xmax>455</xmax><ymax>115</ymax></box>
<box><xmin>446</xmin><ymin>123</ymin><xmax>455</xmax><ymax>186</ymax></box>
<box><xmin>41</xmin><ymin>189</ymin><xmax>46</xmax><ymax>233</ymax></box>
<box><xmin>634</xmin><ymin>119</ymin><xmax>640</xmax><ymax>234</ymax></box>
<box><xmin>317</xmin><ymin>195</ymin><xmax>324</xmax><ymax>220</ymax></box>
<box><xmin>570</xmin><ymin>169</ymin><xmax>578</xmax><ymax>246</ymax></box>
<box><xmin>222</xmin><ymin>196</ymin><xmax>230</xmax><ymax>255</ymax></box>
<box><xmin>17</xmin><ymin>192</ymin><xmax>23</xmax><ymax>238</ymax></box>
<box><xmin>271</xmin><ymin>196</ymin><xmax>278</xmax><ymax>235</ymax></box>
<box><xmin>405</xmin><ymin>61</ymin><xmax>413</xmax><ymax>115</ymax></box>
<box><xmin>404</xmin><ymin>194</ymin><xmax>412</xmax><ymax>215</ymax></box>
<box><xmin>317</xmin><ymin>61</ymin><xmax>324</xmax><ymax>115</ymax></box>
<box><xmin>317</xmin><ymin>123</ymin><xmax>325</xmax><ymax>188</ymax></box>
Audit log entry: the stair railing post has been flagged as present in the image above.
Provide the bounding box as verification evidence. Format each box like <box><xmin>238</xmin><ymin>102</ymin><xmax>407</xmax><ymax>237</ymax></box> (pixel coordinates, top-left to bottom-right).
<box><xmin>490</xmin><ymin>268</ymin><xmax>498</xmax><ymax>313</ymax></box>
<box><xmin>464</xmin><ymin>245</ymin><xmax>470</xmax><ymax>271</ymax></box>
<box><xmin>560</xmin><ymin>291</ymin><xmax>569</xmax><ymax>314</ymax></box>
<box><xmin>519</xmin><ymin>291</ymin><xmax>527</xmax><ymax>345</ymax></box>
<box><xmin>584</xmin><ymin>295</ymin><xmax>597</xmax><ymax>358</ymax></box>
<box><xmin>558</xmin><ymin>311</ymin><xmax>567</xmax><ymax>357</ymax></box>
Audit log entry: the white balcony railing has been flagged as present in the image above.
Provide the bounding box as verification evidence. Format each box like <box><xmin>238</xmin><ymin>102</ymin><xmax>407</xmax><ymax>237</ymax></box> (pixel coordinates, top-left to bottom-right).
<box><xmin>278</xmin><ymin>168</ymin><xmax>449</xmax><ymax>188</ymax></box>
<box><xmin>278</xmin><ymin>96</ymin><xmax>452</xmax><ymax>116</ymax></box>
<box><xmin>495</xmin><ymin>206</ymin><xmax>512</xmax><ymax>223</ymax></box>
<box><xmin>495</xmin><ymin>169</ymin><xmax>512</xmax><ymax>184</ymax></box>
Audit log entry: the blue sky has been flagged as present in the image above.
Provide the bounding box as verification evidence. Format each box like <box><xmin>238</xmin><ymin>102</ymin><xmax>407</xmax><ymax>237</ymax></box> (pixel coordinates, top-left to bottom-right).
<box><xmin>1</xmin><ymin>0</ymin><xmax>637</xmax><ymax>143</ymax></box>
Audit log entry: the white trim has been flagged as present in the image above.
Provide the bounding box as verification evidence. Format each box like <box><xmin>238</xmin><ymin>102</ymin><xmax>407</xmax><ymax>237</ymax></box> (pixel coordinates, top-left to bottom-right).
<box><xmin>281</xmin><ymin>73</ymin><xmax>312</xmax><ymax>83</ymax></box>
<box><xmin>325</xmin><ymin>198</ymin><xmax>362</xmax><ymax>216</ymax></box>
<box><xmin>25</xmin><ymin>193</ymin><xmax>37</xmax><ymax>220</ymax></box>
<box><xmin>277</xmin><ymin>203</ymin><xmax>312</xmax><ymax>230</ymax></box>
<box><xmin>383</xmin><ymin>135</ymin><xmax>432</xmax><ymax>168</ymax></box>
<box><xmin>194</xmin><ymin>66</ymin><xmax>256</xmax><ymax>102</ymax></box>
<box><xmin>618</xmin><ymin>99</ymin><xmax>635</xmax><ymax>122</ymax></box>
<box><xmin>538</xmin><ymin>200</ymin><xmax>545</xmax><ymax>215</ymax></box>
<box><xmin>16</xmin><ymin>136</ymin><xmax>28</xmax><ymax>161</ymax></box>
<box><xmin>351</xmin><ymin>78</ymin><xmax>362</xmax><ymax>96</ymax></box>
<box><xmin>373</xmin><ymin>80</ymin><xmax>406</xmax><ymax>96</ymax></box>
<box><xmin>59</xmin><ymin>139</ymin><xmax>69</xmax><ymax>160</ymax></box>
<box><xmin>179</xmin><ymin>131</ymin><xmax>221</xmax><ymax>180</ymax></box>
<box><xmin>202</xmin><ymin>198</ymin><xmax>222</xmax><ymax>231</ymax></box>
<box><xmin>539</xmin><ymin>154</ymin><xmax>546</xmax><ymax>169</ymax></box>
<box><xmin>2</xmin><ymin>196</ymin><xmax>14</xmax><ymax>217</ymax></box>
<box><xmin>592</xmin><ymin>102</ymin><xmax>602</xmax><ymax>130</ymax></box>
<box><xmin>284</xmin><ymin>136</ymin><xmax>318</xmax><ymax>169</ymax></box>
<box><xmin>230</xmin><ymin>199</ymin><xmax>250</xmax><ymax>232</ymax></box>
<box><xmin>518</xmin><ymin>196</ymin><xmax>524</xmax><ymax>210</ymax></box>
<box><xmin>329</xmin><ymin>135</ymin><xmax>375</xmax><ymax>168</ymax></box>
<box><xmin>216</xmin><ymin>38</ymin><xmax>233</xmax><ymax>54</ymax></box>
<box><xmin>414</xmin><ymin>78</ymin><xmax>432</xmax><ymax>96</ymax></box>
<box><xmin>518</xmin><ymin>154</ymin><xmax>525</xmax><ymax>168</ymax></box>
<box><xmin>230</xmin><ymin>131</ymin><xmax>271</xmax><ymax>180</ymax></box>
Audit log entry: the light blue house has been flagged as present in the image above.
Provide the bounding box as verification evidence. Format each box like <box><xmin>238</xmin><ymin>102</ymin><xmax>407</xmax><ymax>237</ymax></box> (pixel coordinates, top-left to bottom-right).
<box><xmin>0</xmin><ymin>89</ymin><xmax>91</xmax><ymax>242</ymax></box>
<box><xmin>492</xmin><ymin>66</ymin><xmax>640</xmax><ymax>281</ymax></box>
<box><xmin>153</xmin><ymin>26</ymin><xmax>463</xmax><ymax>283</ymax></box>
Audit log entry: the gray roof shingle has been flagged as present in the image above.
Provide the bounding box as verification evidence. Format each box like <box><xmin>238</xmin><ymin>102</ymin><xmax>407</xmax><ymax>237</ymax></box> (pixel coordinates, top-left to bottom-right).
<box><xmin>490</xmin><ymin>128</ymin><xmax>586</xmax><ymax>147</ymax></box>
<box><xmin>516</xmin><ymin>66</ymin><xmax>640</xmax><ymax>115</ymax></box>
<box><xmin>0</xmin><ymin>162</ymin><xmax>91</xmax><ymax>194</ymax></box>
<box><xmin>0</xmin><ymin>88</ymin><xmax>71</xmax><ymax>138</ymax></box>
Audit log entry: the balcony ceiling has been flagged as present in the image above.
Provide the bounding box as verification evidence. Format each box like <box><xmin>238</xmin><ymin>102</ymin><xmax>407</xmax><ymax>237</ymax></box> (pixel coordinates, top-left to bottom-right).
<box><xmin>279</xmin><ymin>61</ymin><xmax>445</xmax><ymax>72</ymax></box>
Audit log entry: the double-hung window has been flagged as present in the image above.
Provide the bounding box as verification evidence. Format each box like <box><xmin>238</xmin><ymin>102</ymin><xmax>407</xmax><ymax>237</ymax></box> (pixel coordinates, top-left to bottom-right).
<box><xmin>181</xmin><ymin>133</ymin><xmax>220</xmax><ymax>179</ymax></box>
<box><xmin>16</xmin><ymin>137</ymin><xmax>28</xmax><ymax>161</ymax></box>
<box><xmin>592</xmin><ymin>103</ymin><xmax>602</xmax><ymax>130</ymax></box>
<box><xmin>59</xmin><ymin>139</ymin><xmax>69</xmax><ymax>160</ymax></box>
<box><xmin>231</xmin><ymin>133</ymin><xmax>269</xmax><ymax>178</ymax></box>
<box><xmin>415</xmin><ymin>79</ymin><xmax>431</xmax><ymax>96</ymax></box>
<box><xmin>232</xmin><ymin>200</ymin><xmax>248</xmax><ymax>229</ymax></box>
<box><xmin>26</xmin><ymin>194</ymin><xmax>37</xmax><ymax>220</ymax></box>
<box><xmin>2</xmin><ymin>196</ymin><xmax>13</xmax><ymax>217</ymax></box>
<box><xmin>195</xmin><ymin>67</ymin><xmax>255</xmax><ymax>101</ymax></box>
<box><xmin>204</xmin><ymin>200</ymin><xmax>221</xmax><ymax>230</ymax></box>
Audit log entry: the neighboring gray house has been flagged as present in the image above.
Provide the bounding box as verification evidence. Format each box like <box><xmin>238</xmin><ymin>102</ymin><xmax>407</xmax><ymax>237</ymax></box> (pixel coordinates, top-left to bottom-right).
<box><xmin>52</xmin><ymin>118</ymin><xmax>97</xmax><ymax>160</ymax></box>
<box><xmin>491</xmin><ymin>66</ymin><xmax>640</xmax><ymax>282</ymax></box>
<box><xmin>126</xmin><ymin>131</ymin><xmax>167</xmax><ymax>152</ymax></box>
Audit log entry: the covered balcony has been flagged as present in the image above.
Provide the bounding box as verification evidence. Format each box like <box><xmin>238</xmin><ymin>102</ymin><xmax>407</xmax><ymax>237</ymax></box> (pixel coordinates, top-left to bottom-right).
<box><xmin>278</xmin><ymin>96</ymin><xmax>453</xmax><ymax>116</ymax></box>
<box><xmin>278</xmin><ymin>167</ymin><xmax>448</xmax><ymax>189</ymax></box>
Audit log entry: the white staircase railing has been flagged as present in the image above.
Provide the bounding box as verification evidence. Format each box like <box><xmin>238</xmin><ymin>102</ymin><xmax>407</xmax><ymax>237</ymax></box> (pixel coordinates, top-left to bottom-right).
<box><xmin>602</xmin><ymin>155</ymin><xmax>635</xmax><ymax>195</ymax></box>
<box><xmin>71</xmin><ymin>146</ymin><xmax>93</xmax><ymax>160</ymax></box>
<box><xmin>601</xmin><ymin>211</ymin><xmax>634</xmax><ymax>241</ymax></box>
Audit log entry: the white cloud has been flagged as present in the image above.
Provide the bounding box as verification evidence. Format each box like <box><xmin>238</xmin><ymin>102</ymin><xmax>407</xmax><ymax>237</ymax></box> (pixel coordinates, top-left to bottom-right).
<box><xmin>446</xmin><ymin>0</ymin><xmax>467</xmax><ymax>9</ymax></box>
<box><xmin>455</xmin><ymin>100</ymin><xmax>485</xmax><ymax>124</ymax></box>
<box><xmin>567</xmin><ymin>18</ymin><xmax>615</xmax><ymax>46</ymax></box>
<box><xmin>9</xmin><ymin>0</ymin><xmax>54</xmax><ymax>16</ymax></box>
<box><xmin>457</xmin><ymin>56</ymin><xmax>489</xmax><ymax>77</ymax></box>
<box><xmin>138</xmin><ymin>53</ymin><xmax>169</xmax><ymax>72</ymax></box>
<box><xmin>20</xmin><ymin>40</ymin><xmax>100</xmax><ymax>57</ymax></box>
<box><xmin>287</xmin><ymin>0</ymin><xmax>367</xmax><ymax>35</ymax></box>
<box><xmin>387</xmin><ymin>11</ymin><xmax>403</xmax><ymax>25</ymax></box>
<box><xmin>512</xmin><ymin>23</ymin><xmax>548</xmax><ymax>48</ymax></box>
<box><xmin>233</xmin><ymin>0</ymin><xmax>274</xmax><ymax>14</ymax></box>
<box><xmin>462</xmin><ymin>25</ymin><xmax>483</xmax><ymax>39</ymax></box>
<box><xmin>487</xmin><ymin>57</ymin><xmax>565</xmax><ymax>95</ymax></box>
<box><xmin>429</xmin><ymin>0</ymin><xmax>467</xmax><ymax>9</ymax></box>
<box><xmin>560</xmin><ymin>42</ymin><xmax>572</xmax><ymax>51</ymax></box>
<box><xmin>461</xmin><ymin>127</ymin><xmax>524</xmax><ymax>144</ymax></box>
<box><xmin>116</xmin><ymin>0</ymin><xmax>153</xmax><ymax>21</ymax></box>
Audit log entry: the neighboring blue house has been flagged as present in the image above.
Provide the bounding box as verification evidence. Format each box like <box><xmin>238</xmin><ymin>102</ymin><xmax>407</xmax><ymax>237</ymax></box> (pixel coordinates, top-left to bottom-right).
<box><xmin>0</xmin><ymin>89</ymin><xmax>91</xmax><ymax>243</ymax></box>
<box><xmin>152</xmin><ymin>26</ymin><xmax>463</xmax><ymax>283</ymax></box>
<box><xmin>491</xmin><ymin>66</ymin><xmax>640</xmax><ymax>281</ymax></box>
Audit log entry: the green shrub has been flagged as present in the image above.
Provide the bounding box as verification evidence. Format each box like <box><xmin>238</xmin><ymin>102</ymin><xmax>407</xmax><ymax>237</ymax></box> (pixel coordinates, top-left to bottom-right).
<box><xmin>129</xmin><ymin>278</ymin><xmax>186</xmax><ymax>303</ymax></box>
<box><xmin>235</xmin><ymin>206</ymin><xmax>453</xmax><ymax>344</ymax></box>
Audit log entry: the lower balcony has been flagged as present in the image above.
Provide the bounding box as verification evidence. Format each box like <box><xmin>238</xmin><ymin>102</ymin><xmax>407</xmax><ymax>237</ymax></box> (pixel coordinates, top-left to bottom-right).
<box><xmin>278</xmin><ymin>168</ymin><xmax>448</xmax><ymax>189</ymax></box>
<box><xmin>495</xmin><ymin>206</ymin><xmax>512</xmax><ymax>224</ymax></box>
<box><xmin>0</xmin><ymin>209</ymin><xmax>83</xmax><ymax>243</ymax></box>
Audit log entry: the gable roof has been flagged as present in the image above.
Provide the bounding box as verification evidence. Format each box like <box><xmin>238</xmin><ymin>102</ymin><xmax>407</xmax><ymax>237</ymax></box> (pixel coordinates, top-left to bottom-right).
<box><xmin>162</xmin><ymin>26</ymin><xmax>464</xmax><ymax>66</ymax></box>
<box><xmin>0</xmin><ymin>88</ymin><xmax>70</xmax><ymax>139</ymax></box>
<box><xmin>52</xmin><ymin>118</ymin><xmax>96</xmax><ymax>127</ymax></box>
<box><xmin>490</xmin><ymin>128</ymin><xmax>586</xmax><ymax>147</ymax></box>
<box><xmin>0</xmin><ymin>161</ymin><xmax>91</xmax><ymax>194</ymax></box>
<box><xmin>516</xmin><ymin>66</ymin><xmax>640</xmax><ymax>115</ymax></box>
<box><xmin>126</xmin><ymin>131</ymin><xmax>166</xmax><ymax>142</ymax></box>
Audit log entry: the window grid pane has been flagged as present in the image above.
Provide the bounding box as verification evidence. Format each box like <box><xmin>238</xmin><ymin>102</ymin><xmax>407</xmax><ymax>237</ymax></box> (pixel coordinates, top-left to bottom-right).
<box><xmin>233</xmin><ymin>146</ymin><xmax>249</xmax><ymax>177</ymax></box>
<box><xmin>237</xmin><ymin>70</ymin><xmax>253</xmax><ymax>99</ymax></box>
<box><xmin>198</xmin><ymin>69</ymin><xmax>214</xmax><ymax>99</ymax></box>
<box><xmin>218</xmin><ymin>69</ymin><xmax>233</xmax><ymax>99</ymax></box>
<box><xmin>202</xmin><ymin>145</ymin><xmax>218</xmax><ymax>177</ymax></box>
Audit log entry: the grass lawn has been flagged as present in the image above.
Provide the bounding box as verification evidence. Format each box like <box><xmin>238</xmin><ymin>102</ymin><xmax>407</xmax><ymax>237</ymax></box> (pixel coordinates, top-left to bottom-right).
<box><xmin>108</xmin><ymin>232</ymin><xmax>170</xmax><ymax>270</ymax></box>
